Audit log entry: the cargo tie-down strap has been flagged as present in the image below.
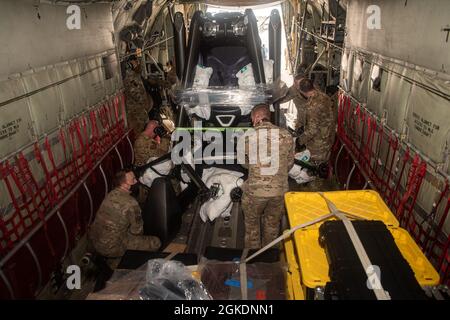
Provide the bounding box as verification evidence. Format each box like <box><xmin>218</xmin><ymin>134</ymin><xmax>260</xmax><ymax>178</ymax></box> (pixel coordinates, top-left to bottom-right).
<box><xmin>244</xmin><ymin>193</ymin><xmax>391</xmax><ymax>300</ymax></box>
<box><xmin>239</xmin><ymin>248</ymin><xmax>249</xmax><ymax>300</ymax></box>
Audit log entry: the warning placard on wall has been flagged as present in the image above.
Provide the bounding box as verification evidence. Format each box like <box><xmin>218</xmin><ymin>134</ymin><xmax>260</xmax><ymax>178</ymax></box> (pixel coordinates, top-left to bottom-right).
<box><xmin>0</xmin><ymin>100</ymin><xmax>34</xmax><ymax>158</ymax></box>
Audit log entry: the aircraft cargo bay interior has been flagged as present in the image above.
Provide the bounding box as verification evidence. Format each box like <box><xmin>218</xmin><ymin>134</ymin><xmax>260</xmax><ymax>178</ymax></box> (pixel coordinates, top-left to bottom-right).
<box><xmin>0</xmin><ymin>0</ymin><xmax>449</xmax><ymax>303</ymax></box>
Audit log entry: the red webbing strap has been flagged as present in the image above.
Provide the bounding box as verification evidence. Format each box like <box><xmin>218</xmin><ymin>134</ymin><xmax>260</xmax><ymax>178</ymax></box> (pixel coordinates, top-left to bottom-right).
<box><xmin>113</xmin><ymin>95</ymin><xmax>125</xmax><ymax>137</ymax></box>
<box><xmin>396</xmin><ymin>156</ymin><xmax>426</xmax><ymax>232</ymax></box>
<box><xmin>437</xmin><ymin>234</ymin><xmax>450</xmax><ymax>285</ymax></box>
<box><xmin>372</xmin><ymin>124</ymin><xmax>384</xmax><ymax>182</ymax></box>
<box><xmin>70</xmin><ymin>119</ymin><xmax>91</xmax><ymax>175</ymax></box>
<box><xmin>33</xmin><ymin>143</ymin><xmax>57</xmax><ymax>206</ymax></box>
<box><xmin>0</xmin><ymin>161</ymin><xmax>20</xmax><ymax>251</ymax></box>
<box><xmin>347</xmin><ymin>103</ymin><xmax>358</xmax><ymax>154</ymax></box>
<box><xmin>120</xmin><ymin>92</ymin><xmax>126</xmax><ymax>125</ymax></box>
<box><xmin>437</xmin><ymin>195</ymin><xmax>450</xmax><ymax>234</ymax></box>
<box><xmin>113</xmin><ymin>95</ymin><xmax>120</xmax><ymax>123</ymax></box>
<box><xmin>59</xmin><ymin>128</ymin><xmax>78</xmax><ymax>189</ymax></box>
<box><xmin>89</xmin><ymin>110</ymin><xmax>102</xmax><ymax>160</ymax></box>
<box><xmin>113</xmin><ymin>92</ymin><xmax>125</xmax><ymax>132</ymax></box>
<box><xmin>368</xmin><ymin>119</ymin><xmax>382</xmax><ymax>187</ymax></box>
<box><xmin>342</xmin><ymin>96</ymin><xmax>355</xmax><ymax>153</ymax></box>
<box><xmin>0</xmin><ymin>215</ymin><xmax>12</xmax><ymax>254</ymax></box>
<box><xmin>387</xmin><ymin>148</ymin><xmax>410</xmax><ymax>208</ymax></box>
<box><xmin>105</xmin><ymin>101</ymin><xmax>119</xmax><ymax>143</ymax></box>
<box><xmin>99</xmin><ymin>103</ymin><xmax>113</xmax><ymax>148</ymax></box>
<box><xmin>425</xmin><ymin>193</ymin><xmax>450</xmax><ymax>257</ymax></box>
<box><xmin>68</xmin><ymin>121</ymin><xmax>81</xmax><ymax>178</ymax></box>
<box><xmin>345</xmin><ymin>95</ymin><xmax>352</xmax><ymax>132</ymax></box>
<box><xmin>337</xmin><ymin>93</ymin><xmax>345</xmax><ymax>136</ymax></box>
<box><xmin>378</xmin><ymin>132</ymin><xmax>396</xmax><ymax>197</ymax></box>
<box><xmin>43</xmin><ymin>136</ymin><xmax>66</xmax><ymax>198</ymax></box>
<box><xmin>364</xmin><ymin>116</ymin><xmax>376</xmax><ymax>171</ymax></box>
<box><xmin>405</xmin><ymin>161</ymin><xmax>427</xmax><ymax>235</ymax></box>
<box><xmin>356</xmin><ymin>106</ymin><xmax>366</xmax><ymax>154</ymax></box>
<box><xmin>342</xmin><ymin>95</ymin><xmax>352</xmax><ymax>145</ymax></box>
<box><xmin>383</xmin><ymin>135</ymin><xmax>399</xmax><ymax>197</ymax></box>
<box><xmin>378</xmin><ymin>135</ymin><xmax>391</xmax><ymax>194</ymax></box>
<box><xmin>15</xmin><ymin>153</ymin><xmax>56</xmax><ymax>256</ymax></box>
<box><xmin>424</xmin><ymin>180</ymin><xmax>449</xmax><ymax>232</ymax></box>
<box><xmin>396</xmin><ymin>154</ymin><xmax>420</xmax><ymax>221</ymax></box>
<box><xmin>80</xmin><ymin>115</ymin><xmax>94</xmax><ymax>170</ymax></box>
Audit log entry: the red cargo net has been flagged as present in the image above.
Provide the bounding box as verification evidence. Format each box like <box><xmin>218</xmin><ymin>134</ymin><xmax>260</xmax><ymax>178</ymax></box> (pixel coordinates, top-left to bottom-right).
<box><xmin>0</xmin><ymin>153</ymin><xmax>55</xmax><ymax>256</ymax></box>
<box><xmin>0</xmin><ymin>92</ymin><xmax>127</xmax><ymax>258</ymax></box>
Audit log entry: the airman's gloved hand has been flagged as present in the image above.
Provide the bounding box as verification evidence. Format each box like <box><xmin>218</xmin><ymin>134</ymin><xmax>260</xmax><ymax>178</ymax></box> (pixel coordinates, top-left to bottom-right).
<box><xmin>295</xmin><ymin>126</ymin><xmax>305</xmax><ymax>136</ymax></box>
<box><xmin>296</xmin><ymin>140</ymin><xmax>306</xmax><ymax>153</ymax></box>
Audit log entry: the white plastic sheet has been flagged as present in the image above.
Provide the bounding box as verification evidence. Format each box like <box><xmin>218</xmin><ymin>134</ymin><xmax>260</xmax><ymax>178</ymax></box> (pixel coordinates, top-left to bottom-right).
<box><xmin>184</xmin><ymin>105</ymin><xmax>211</xmax><ymax>120</ymax></box>
<box><xmin>351</xmin><ymin>56</ymin><xmax>370</xmax><ymax>103</ymax></box>
<box><xmin>193</xmin><ymin>65</ymin><xmax>214</xmax><ymax>88</ymax></box>
<box><xmin>288</xmin><ymin>150</ymin><xmax>316</xmax><ymax>184</ymax></box>
<box><xmin>236</xmin><ymin>60</ymin><xmax>274</xmax><ymax>87</ymax></box>
<box><xmin>366</xmin><ymin>62</ymin><xmax>388</xmax><ymax>117</ymax></box>
<box><xmin>199</xmin><ymin>168</ymin><xmax>244</xmax><ymax>222</ymax></box>
<box><xmin>340</xmin><ymin>50</ymin><xmax>353</xmax><ymax>91</ymax></box>
<box><xmin>140</xmin><ymin>157</ymin><xmax>174</xmax><ymax>188</ymax></box>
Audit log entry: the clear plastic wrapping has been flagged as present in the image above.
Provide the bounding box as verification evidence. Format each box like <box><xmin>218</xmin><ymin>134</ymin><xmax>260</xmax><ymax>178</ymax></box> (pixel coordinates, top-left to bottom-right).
<box><xmin>176</xmin><ymin>84</ymin><xmax>274</xmax><ymax>108</ymax></box>
<box><xmin>87</xmin><ymin>259</ymin><xmax>211</xmax><ymax>300</ymax></box>
<box><xmin>140</xmin><ymin>259</ymin><xmax>212</xmax><ymax>300</ymax></box>
<box><xmin>199</xmin><ymin>259</ymin><xmax>286</xmax><ymax>300</ymax></box>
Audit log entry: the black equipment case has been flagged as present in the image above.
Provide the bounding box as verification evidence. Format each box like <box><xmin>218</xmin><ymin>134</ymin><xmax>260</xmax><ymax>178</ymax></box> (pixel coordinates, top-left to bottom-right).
<box><xmin>319</xmin><ymin>220</ymin><xmax>428</xmax><ymax>300</ymax></box>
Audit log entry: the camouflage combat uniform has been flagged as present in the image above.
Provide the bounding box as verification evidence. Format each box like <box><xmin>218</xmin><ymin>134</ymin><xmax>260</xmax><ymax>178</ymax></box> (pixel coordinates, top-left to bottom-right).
<box><xmin>280</xmin><ymin>85</ymin><xmax>307</xmax><ymax>130</ymax></box>
<box><xmin>88</xmin><ymin>188</ymin><xmax>161</xmax><ymax>262</ymax></box>
<box><xmin>123</xmin><ymin>68</ymin><xmax>152</xmax><ymax>135</ymax></box>
<box><xmin>297</xmin><ymin>90</ymin><xmax>336</xmax><ymax>163</ymax></box>
<box><xmin>240</xmin><ymin>121</ymin><xmax>295</xmax><ymax>249</ymax></box>
<box><xmin>133</xmin><ymin>133</ymin><xmax>171</xmax><ymax>166</ymax></box>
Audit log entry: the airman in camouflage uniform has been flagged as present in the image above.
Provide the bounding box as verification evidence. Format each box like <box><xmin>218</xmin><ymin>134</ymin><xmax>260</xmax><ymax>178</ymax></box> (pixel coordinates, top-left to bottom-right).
<box><xmin>297</xmin><ymin>78</ymin><xmax>336</xmax><ymax>163</ymax></box>
<box><xmin>89</xmin><ymin>170</ymin><xmax>161</xmax><ymax>267</ymax></box>
<box><xmin>133</xmin><ymin>120</ymin><xmax>171</xmax><ymax>167</ymax></box>
<box><xmin>277</xmin><ymin>69</ymin><xmax>312</xmax><ymax>131</ymax></box>
<box><xmin>123</xmin><ymin>58</ymin><xmax>152</xmax><ymax>135</ymax></box>
<box><xmin>240</xmin><ymin>104</ymin><xmax>295</xmax><ymax>249</ymax></box>
<box><xmin>280</xmin><ymin>83</ymin><xmax>307</xmax><ymax>130</ymax></box>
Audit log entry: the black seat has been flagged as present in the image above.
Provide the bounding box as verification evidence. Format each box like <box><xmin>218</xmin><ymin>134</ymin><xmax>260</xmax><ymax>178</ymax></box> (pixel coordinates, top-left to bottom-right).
<box><xmin>142</xmin><ymin>177</ymin><xmax>182</xmax><ymax>248</ymax></box>
<box><xmin>204</xmin><ymin>46</ymin><xmax>251</xmax><ymax>87</ymax></box>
